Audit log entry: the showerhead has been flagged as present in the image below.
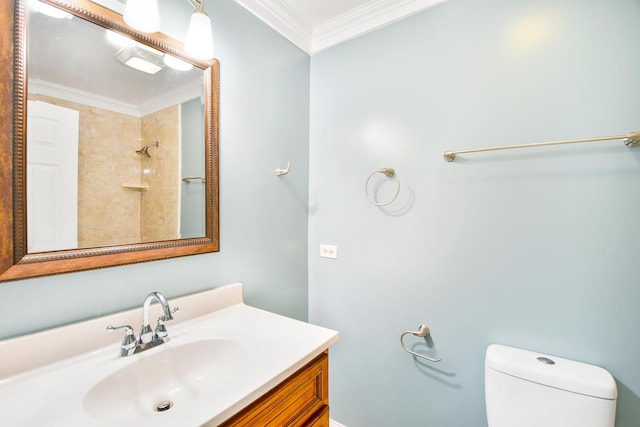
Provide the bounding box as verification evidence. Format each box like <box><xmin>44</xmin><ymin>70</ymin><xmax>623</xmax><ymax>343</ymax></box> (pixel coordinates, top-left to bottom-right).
<box><xmin>136</xmin><ymin>141</ymin><xmax>159</xmax><ymax>158</ymax></box>
<box><xmin>623</xmin><ymin>132</ymin><xmax>640</xmax><ymax>148</ymax></box>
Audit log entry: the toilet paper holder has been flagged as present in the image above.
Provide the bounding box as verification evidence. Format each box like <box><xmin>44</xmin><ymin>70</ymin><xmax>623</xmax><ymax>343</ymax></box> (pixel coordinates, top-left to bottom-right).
<box><xmin>400</xmin><ymin>324</ymin><xmax>441</xmax><ymax>363</ymax></box>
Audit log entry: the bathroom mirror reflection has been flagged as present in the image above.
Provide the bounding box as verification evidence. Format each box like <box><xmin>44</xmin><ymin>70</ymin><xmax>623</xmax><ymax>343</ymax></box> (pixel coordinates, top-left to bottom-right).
<box><xmin>0</xmin><ymin>0</ymin><xmax>219</xmax><ymax>282</ymax></box>
<box><xmin>28</xmin><ymin>3</ymin><xmax>206</xmax><ymax>251</ymax></box>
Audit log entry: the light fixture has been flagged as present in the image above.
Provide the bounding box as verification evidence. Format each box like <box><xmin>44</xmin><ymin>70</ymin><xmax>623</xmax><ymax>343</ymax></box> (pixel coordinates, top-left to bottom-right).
<box><xmin>124</xmin><ymin>0</ymin><xmax>160</xmax><ymax>33</ymax></box>
<box><xmin>109</xmin><ymin>29</ymin><xmax>193</xmax><ymax>73</ymax></box>
<box><xmin>184</xmin><ymin>0</ymin><xmax>214</xmax><ymax>60</ymax></box>
<box><xmin>116</xmin><ymin>46</ymin><xmax>165</xmax><ymax>74</ymax></box>
<box><xmin>122</xmin><ymin>0</ymin><xmax>214</xmax><ymax>60</ymax></box>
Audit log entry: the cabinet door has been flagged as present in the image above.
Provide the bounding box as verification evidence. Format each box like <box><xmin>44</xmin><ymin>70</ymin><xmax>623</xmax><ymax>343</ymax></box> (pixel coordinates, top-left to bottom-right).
<box><xmin>220</xmin><ymin>352</ymin><xmax>329</xmax><ymax>427</ymax></box>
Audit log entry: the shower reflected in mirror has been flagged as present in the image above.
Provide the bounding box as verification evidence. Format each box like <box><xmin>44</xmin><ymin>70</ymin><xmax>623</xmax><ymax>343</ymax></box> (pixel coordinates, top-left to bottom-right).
<box><xmin>136</xmin><ymin>141</ymin><xmax>159</xmax><ymax>158</ymax></box>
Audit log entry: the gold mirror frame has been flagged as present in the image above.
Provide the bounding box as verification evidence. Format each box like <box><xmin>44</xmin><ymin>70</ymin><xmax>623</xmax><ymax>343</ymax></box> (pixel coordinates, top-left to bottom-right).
<box><xmin>0</xmin><ymin>0</ymin><xmax>219</xmax><ymax>282</ymax></box>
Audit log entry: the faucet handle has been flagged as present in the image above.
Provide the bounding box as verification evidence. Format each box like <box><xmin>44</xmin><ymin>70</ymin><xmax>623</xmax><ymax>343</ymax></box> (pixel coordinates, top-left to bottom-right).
<box><xmin>155</xmin><ymin>307</ymin><xmax>178</xmax><ymax>340</ymax></box>
<box><xmin>155</xmin><ymin>316</ymin><xmax>169</xmax><ymax>340</ymax></box>
<box><xmin>106</xmin><ymin>325</ymin><xmax>138</xmax><ymax>356</ymax></box>
<box><xmin>163</xmin><ymin>306</ymin><xmax>180</xmax><ymax>322</ymax></box>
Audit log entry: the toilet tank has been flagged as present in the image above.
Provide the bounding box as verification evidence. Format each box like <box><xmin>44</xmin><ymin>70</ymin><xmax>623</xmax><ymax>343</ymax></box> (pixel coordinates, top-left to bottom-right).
<box><xmin>485</xmin><ymin>344</ymin><xmax>617</xmax><ymax>427</ymax></box>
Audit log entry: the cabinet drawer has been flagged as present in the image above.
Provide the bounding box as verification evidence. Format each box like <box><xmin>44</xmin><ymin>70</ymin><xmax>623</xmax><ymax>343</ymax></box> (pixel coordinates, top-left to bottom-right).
<box><xmin>306</xmin><ymin>406</ymin><xmax>330</xmax><ymax>427</ymax></box>
<box><xmin>220</xmin><ymin>351</ymin><xmax>329</xmax><ymax>427</ymax></box>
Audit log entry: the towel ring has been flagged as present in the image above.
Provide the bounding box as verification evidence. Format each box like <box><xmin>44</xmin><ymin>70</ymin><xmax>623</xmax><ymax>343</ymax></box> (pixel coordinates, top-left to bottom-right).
<box><xmin>365</xmin><ymin>168</ymin><xmax>401</xmax><ymax>206</ymax></box>
<box><xmin>400</xmin><ymin>324</ymin><xmax>441</xmax><ymax>363</ymax></box>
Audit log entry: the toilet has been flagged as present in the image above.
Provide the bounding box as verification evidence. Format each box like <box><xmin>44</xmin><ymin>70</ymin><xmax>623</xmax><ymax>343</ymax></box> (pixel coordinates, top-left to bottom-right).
<box><xmin>485</xmin><ymin>344</ymin><xmax>617</xmax><ymax>427</ymax></box>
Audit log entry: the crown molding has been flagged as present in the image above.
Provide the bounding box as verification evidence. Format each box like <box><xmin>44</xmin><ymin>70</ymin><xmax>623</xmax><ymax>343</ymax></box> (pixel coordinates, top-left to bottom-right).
<box><xmin>29</xmin><ymin>79</ymin><xmax>203</xmax><ymax>117</ymax></box>
<box><xmin>312</xmin><ymin>0</ymin><xmax>448</xmax><ymax>54</ymax></box>
<box><xmin>29</xmin><ymin>79</ymin><xmax>142</xmax><ymax>116</ymax></box>
<box><xmin>232</xmin><ymin>0</ymin><xmax>313</xmax><ymax>53</ymax></box>
<box><xmin>232</xmin><ymin>0</ymin><xmax>448</xmax><ymax>55</ymax></box>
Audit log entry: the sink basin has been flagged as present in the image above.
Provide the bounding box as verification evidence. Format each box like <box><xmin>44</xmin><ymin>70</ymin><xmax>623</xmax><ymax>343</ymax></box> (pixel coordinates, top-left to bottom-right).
<box><xmin>84</xmin><ymin>338</ymin><xmax>252</xmax><ymax>421</ymax></box>
<box><xmin>0</xmin><ymin>283</ymin><xmax>339</xmax><ymax>426</ymax></box>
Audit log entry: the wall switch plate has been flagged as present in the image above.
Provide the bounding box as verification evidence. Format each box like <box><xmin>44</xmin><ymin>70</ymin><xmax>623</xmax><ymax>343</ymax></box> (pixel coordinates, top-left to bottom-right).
<box><xmin>320</xmin><ymin>244</ymin><xmax>338</xmax><ymax>259</ymax></box>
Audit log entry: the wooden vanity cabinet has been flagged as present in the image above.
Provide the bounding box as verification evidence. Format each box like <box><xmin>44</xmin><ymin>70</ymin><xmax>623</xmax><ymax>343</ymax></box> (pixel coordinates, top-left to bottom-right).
<box><xmin>220</xmin><ymin>351</ymin><xmax>329</xmax><ymax>427</ymax></box>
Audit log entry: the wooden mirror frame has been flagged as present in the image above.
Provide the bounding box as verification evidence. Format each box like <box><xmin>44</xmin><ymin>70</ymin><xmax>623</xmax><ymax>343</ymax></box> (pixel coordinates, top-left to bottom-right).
<box><xmin>0</xmin><ymin>0</ymin><xmax>219</xmax><ymax>282</ymax></box>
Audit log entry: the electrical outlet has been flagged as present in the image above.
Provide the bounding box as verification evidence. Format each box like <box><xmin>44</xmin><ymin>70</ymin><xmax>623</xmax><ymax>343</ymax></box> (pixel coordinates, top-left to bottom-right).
<box><xmin>320</xmin><ymin>244</ymin><xmax>338</xmax><ymax>259</ymax></box>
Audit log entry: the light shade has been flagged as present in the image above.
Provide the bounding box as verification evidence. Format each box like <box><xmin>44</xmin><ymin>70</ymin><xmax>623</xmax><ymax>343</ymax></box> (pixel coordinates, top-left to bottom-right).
<box><xmin>124</xmin><ymin>0</ymin><xmax>160</xmax><ymax>33</ymax></box>
<box><xmin>184</xmin><ymin>11</ymin><xmax>214</xmax><ymax>60</ymax></box>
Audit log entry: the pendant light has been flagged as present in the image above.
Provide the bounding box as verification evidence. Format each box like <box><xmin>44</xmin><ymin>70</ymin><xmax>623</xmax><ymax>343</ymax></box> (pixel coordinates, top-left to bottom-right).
<box><xmin>184</xmin><ymin>0</ymin><xmax>214</xmax><ymax>60</ymax></box>
<box><xmin>122</xmin><ymin>0</ymin><xmax>214</xmax><ymax>60</ymax></box>
<box><xmin>123</xmin><ymin>0</ymin><xmax>160</xmax><ymax>33</ymax></box>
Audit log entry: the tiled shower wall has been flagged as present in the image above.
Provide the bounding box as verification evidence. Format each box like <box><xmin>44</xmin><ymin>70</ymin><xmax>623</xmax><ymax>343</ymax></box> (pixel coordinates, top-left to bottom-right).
<box><xmin>29</xmin><ymin>94</ymin><xmax>179</xmax><ymax>246</ymax></box>
<box><xmin>140</xmin><ymin>105</ymin><xmax>180</xmax><ymax>243</ymax></box>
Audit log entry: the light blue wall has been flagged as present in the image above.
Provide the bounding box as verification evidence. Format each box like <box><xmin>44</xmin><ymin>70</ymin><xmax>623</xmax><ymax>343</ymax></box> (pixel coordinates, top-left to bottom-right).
<box><xmin>0</xmin><ymin>0</ymin><xmax>310</xmax><ymax>339</ymax></box>
<box><xmin>309</xmin><ymin>0</ymin><xmax>640</xmax><ymax>426</ymax></box>
<box><xmin>180</xmin><ymin>98</ymin><xmax>206</xmax><ymax>239</ymax></box>
<box><xmin>5</xmin><ymin>0</ymin><xmax>640</xmax><ymax>425</ymax></box>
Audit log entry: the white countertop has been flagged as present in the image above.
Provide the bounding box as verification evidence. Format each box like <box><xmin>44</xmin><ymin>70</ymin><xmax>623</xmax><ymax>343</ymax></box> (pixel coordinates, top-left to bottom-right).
<box><xmin>0</xmin><ymin>283</ymin><xmax>339</xmax><ymax>426</ymax></box>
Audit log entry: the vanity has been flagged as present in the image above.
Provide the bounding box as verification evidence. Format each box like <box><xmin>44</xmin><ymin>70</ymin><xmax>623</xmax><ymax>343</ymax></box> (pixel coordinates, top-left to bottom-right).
<box><xmin>0</xmin><ymin>283</ymin><xmax>339</xmax><ymax>426</ymax></box>
<box><xmin>0</xmin><ymin>3</ymin><xmax>337</xmax><ymax>422</ymax></box>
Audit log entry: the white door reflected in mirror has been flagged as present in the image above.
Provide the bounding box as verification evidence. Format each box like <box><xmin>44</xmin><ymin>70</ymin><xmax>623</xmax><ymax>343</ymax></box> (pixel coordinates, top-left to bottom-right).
<box><xmin>27</xmin><ymin>100</ymin><xmax>79</xmax><ymax>252</ymax></box>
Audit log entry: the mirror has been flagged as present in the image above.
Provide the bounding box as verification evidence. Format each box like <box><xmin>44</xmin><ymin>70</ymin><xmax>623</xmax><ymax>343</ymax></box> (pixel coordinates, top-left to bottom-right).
<box><xmin>0</xmin><ymin>0</ymin><xmax>219</xmax><ymax>281</ymax></box>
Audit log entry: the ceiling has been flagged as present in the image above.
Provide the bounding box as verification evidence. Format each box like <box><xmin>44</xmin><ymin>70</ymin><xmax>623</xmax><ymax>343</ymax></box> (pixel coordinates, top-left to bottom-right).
<box><xmin>232</xmin><ymin>0</ymin><xmax>449</xmax><ymax>54</ymax></box>
<box><xmin>27</xmin><ymin>0</ymin><xmax>450</xmax><ymax>109</ymax></box>
<box><xmin>29</xmin><ymin>8</ymin><xmax>203</xmax><ymax>114</ymax></box>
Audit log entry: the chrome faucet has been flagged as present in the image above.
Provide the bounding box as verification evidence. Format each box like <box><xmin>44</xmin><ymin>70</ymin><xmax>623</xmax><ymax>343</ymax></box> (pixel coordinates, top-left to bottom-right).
<box><xmin>107</xmin><ymin>291</ymin><xmax>179</xmax><ymax>357</ymax></box>
<box><xmin>140</xmin><ymin>291</ymin><xmax>176</xmax><ymax>344</ymax></box>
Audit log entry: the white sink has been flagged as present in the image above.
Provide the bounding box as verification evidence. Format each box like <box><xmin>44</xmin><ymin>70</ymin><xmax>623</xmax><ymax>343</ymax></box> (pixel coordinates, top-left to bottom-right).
<box><xmin>84</xmin><ymin>338</ymin><xmax>252</xmax><ymax>422</ymax></box>
<box><xmin>0</xmin><ymin>283</ymin><xmax>339</xmax><ymax>426</ymax></box>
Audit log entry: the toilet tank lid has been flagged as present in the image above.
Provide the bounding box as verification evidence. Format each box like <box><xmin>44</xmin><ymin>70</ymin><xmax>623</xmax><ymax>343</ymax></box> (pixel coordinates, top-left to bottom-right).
<box><xmin>486</xmin><ymin>344</ymin><xmax>617</xmax><ymax>400</ymax></box>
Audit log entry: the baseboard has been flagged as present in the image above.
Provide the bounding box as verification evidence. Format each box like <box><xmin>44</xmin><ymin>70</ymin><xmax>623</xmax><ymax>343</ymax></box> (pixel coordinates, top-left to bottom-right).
<box><xmin>330</xmin><ymin>419</ymin><xmax>347</xmax><ymax>427</ymax></box>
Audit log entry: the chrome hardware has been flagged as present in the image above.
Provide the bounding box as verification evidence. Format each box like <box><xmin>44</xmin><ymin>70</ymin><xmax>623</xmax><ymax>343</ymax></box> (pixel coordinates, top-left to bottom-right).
<box><xmin>155</xmin><ymin>307</ymin><xmax>178</xmax><ymax>340</ymax></box>
<box><xmin>181</xmin><ymin>176</ymin><xmax>205</xmax><ymax>183</ymax></box>
<box><xmin>106</xmin><ymin>324</ymin><xmax>138</xmax><ymax>357</ymax></box>
<box><xmin>155</xmin><ymin>400</ymin><xmax>173</xmax><ymax>412</ymax></box>
<box><xmin>107</xmin><ymin>291</ymin><xmax>178</xmax><ymax>357</ymax></box>
<box><xmin>365</xmin><ymin>168</ymin><xmax>401</xmax><ymax>206</ymax></box>
<box><xmin>444</xmin><ymin>131</ymin><xmax>640</xmax><ymax>162</ymax></box>
<box><xmin>400</xmin><ymin>324</ymin><xmax>442</xmax><ymax>363</ymax></box>
<box><xmin>155</xmin><ymin>317</ymin><xmax>169</xmax><ymax>340</ymax></box>
<box><xmin>139</xmin><ymin>292</ymin><xmax>178</xmax><ymax>346</ymax></box>
<box><xmin>140</xmin><ymin>323</ymin><xmax>154</xmax><ymax>344</ymax></box>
